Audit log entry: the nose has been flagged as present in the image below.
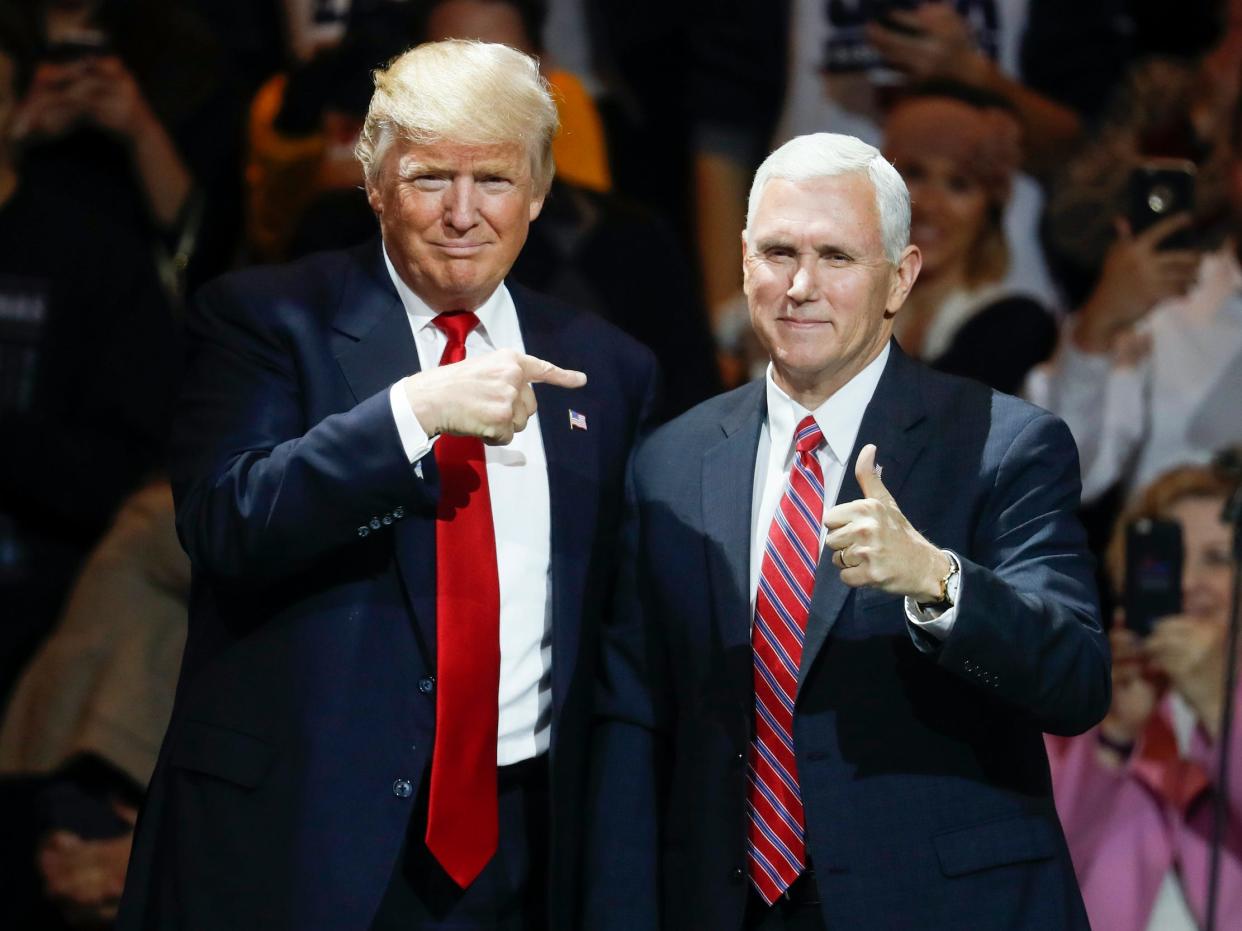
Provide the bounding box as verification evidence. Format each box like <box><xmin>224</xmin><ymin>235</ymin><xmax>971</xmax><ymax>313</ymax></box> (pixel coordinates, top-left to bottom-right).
<box><xmin>786</xmin><ymin>261</ymin><xmax>818</xmax><ymax>304</ymax></box>
<box><xmin>443</xmin><ymin>177</ymin><xmax>479</xmax><ymax>233</ymax></box>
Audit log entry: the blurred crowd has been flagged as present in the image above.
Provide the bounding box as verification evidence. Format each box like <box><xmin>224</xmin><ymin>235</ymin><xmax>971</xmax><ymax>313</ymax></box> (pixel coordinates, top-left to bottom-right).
<box><xmin>0</xmin><ymin>0</ymin><xmax>1240</xmax><ymax>928</ymax></box>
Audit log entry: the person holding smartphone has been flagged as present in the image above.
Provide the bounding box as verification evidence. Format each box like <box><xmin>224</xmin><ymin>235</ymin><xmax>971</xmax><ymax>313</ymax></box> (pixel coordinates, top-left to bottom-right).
<box><xmin>1047</xmin><ymin>463</ymin><xmax>1242</xmax><ymax>931</ymax></box>
<box><xmin>1025</xmin><ymin>41</ymin><xmax>1242</xmax><ymax>507</ymax></box>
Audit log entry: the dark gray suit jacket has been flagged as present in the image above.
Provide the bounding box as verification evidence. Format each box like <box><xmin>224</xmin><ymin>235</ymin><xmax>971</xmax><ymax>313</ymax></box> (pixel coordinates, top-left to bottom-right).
<box><xmin>586</xmin><ymin>343</ymin><xmax>1108</xmax><ymax>930</ymax></box>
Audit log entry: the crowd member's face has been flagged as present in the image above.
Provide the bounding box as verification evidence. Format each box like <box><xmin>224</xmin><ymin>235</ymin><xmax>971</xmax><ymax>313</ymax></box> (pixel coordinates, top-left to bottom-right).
<box><xmin>742</xmin><ymin>172</ymin><xmax>920</xmax><ymax>406</ymax></box>
<box><xmin>425</xmin><ymin>0</ymin><xmax>534</xmax><ymax>52</ymax></box>
<box><xmin>1167</xmin><ymin>495</ymin><xmax>1234</xmax><ymax>625</ymax></box>
<box><xmin>899</xmin><ymin>153</ymin><xmax>989</xmax><ymax>282</ymax></box>
<box><xmin>367</xmin><ymin>138</ymin><xmax>544</xmax><ymax>312</ymax></box>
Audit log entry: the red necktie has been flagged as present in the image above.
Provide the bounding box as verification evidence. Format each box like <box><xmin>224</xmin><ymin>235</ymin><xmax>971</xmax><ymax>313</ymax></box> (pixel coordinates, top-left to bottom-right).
<box><xmin>423</xmin><ymin>311</ymin><xmax>501</xmax><ymax>888</ymax></box>
<box><xmin>748</xmin><ymin>415</ymin><xmax>825</xmax><ymax>903</ymax></box>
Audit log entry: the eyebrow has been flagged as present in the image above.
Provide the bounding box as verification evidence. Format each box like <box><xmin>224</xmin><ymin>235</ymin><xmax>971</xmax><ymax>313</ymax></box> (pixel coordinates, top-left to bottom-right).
<box><xmin>397</xmin><ymin>159</ymin><xmax>516</xmax><ymax>179</ymax></box>
<box><xmin>754</xmin><ymin>236</ymin><xmax>855</xmax><ymax>257</ymax></box>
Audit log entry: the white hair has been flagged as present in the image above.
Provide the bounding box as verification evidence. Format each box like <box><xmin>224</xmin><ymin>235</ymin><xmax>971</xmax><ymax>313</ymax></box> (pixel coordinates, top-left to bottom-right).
<box><xmin>356</xmin><ymin>39</ymin><xmax>559</xmax><ymax>191</ymax></box>
<box><xmin>745</xmin><ymin>133</ymin><xmax>911</xmax><ymax>264</ymax></box>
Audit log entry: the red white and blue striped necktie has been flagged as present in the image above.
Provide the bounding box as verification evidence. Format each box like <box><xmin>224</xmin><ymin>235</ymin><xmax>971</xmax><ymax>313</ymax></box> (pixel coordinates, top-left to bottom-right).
<box><xmin>748</xmin><ymin>414</ymin><xmax>825</xmax><ymax>903</ymax></box>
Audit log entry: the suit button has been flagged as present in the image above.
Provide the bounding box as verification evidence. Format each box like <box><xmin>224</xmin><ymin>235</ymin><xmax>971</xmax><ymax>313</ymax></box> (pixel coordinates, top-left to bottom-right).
<box><xmin>357</xmin><ymin>526</ymin><xmax>370</xmax><ymax>538</ymax></box>
<box><xmin>370</xmin><ymin>517</ymin><xmax>382</xmax><ymax>530</ymax></box>
<box><xmin>382</xmin><ymin>513</ymin><xmax>394</xmax><ymax>526</ymax></box>
<box><xmin>393</xmin><ymin>778</ymin><xmax>413</xmax><ymax>798</ymax></box>
<box><xmin>418</xmin><ymin>676</ymin><xmax>436</xmax><ymax>695</ymax></box>
<box><xmin>393</xmin><ymin>506</ymin><xmax>406</xmax><ymax>519</ymax></box>
<box><xmin>730</xmin><ymin>867</ymin><xmax>745</xmax><ymax>884</ymax></box>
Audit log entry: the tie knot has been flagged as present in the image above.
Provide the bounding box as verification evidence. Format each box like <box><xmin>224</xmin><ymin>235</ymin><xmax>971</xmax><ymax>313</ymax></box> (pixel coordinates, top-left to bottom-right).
<box><xmin>794</xmin><ymin>416</ymin><xmax>823</xmax><ymax>456</ymax></box>
<box><xmin>433</xmin><ymin>311</ymin><xmax>481</xmax><ymax>366</ymax></box>
<box><xmin>433</xmin><ymin>310</ymin><xmax>481</xmax><ymax>346</ymax></box>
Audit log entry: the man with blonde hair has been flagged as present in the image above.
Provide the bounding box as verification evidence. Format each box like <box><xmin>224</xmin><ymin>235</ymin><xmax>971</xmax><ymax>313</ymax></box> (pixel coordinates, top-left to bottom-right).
<box><xmin>118</xmin><ymin>40</ymin><xmax>657</xmax><ymax>931</ymax></box>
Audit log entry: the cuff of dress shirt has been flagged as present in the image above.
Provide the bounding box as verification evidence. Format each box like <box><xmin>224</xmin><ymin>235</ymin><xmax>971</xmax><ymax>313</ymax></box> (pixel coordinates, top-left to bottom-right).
<box><xmin>903</xmin><ymin>550</ymin><xmax>963</xmax><ymax>643</ymax></box>
<box><xmin>389</xmin><ymin>381</ymin><xmax>436</xmax><ymax>465</ymax></box>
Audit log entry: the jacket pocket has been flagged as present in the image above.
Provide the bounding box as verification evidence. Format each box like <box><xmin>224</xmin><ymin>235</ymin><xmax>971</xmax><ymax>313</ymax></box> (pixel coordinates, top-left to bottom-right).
<box><xmin>933</xmin><ymin>813</ymin><xmax>1057</xmax><ymax>877</ymax></box>
<box><xmin>169</xmin><ymin>719</ymin><xmax>276</xmax><ymax>789</ymax></box>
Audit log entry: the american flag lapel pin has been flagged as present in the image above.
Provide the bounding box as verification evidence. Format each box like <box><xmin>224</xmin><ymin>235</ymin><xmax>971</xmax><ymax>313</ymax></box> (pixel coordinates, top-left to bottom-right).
<box><xmin>568</xmin><ymin>409</ymin><xmax>588</xmax><ymax>431</ymax></box>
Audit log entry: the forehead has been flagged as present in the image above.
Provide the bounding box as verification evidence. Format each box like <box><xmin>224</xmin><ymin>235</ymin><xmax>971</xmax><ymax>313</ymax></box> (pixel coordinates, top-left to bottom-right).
<box><xmin>386</xmin><ymin>139</ymin><xmax>531</xmax><ymax>175</ymax></box>
<box><xmin>1166</xmin><ymin>496</ymin><xmax>1229</xmax><ymax>537</ymax></box>
<box><xmin>752</xmin><ymin>173</ymin><xmax>883</xmax><ymax>248</ymax></box>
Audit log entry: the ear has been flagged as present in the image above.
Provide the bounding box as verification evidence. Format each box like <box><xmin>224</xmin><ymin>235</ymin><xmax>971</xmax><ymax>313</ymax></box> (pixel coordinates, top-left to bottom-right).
<box><xmin>365</xmin><ymin>176</ymin><xmax>383</xmax><ymax>216</ymax></box>
<box><xmin>529</xmin><ymin>191</ymin><xmax>545</xmax><ymax>222</ymax></box>
<box><xmin>740</xmin><ymin>229</ymin><xmax>753</xmax><ymax>295</ymax></box>
<box><xmin>885</xmin><ymin>244</ymin><xmax>922</xmax><ymax>317</ymax></box>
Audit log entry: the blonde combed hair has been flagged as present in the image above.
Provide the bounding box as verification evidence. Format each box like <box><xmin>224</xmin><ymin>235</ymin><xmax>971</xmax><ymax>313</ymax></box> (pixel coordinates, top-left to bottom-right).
<box><xmin>356</xmin><ymin>39</ymin><xmax>559</xmax><ymax>192</ymax></box>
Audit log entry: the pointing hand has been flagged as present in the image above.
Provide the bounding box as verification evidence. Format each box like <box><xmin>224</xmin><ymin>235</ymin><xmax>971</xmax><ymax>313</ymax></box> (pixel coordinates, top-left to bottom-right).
<box><xmin>402</xmin><ymin>348</ymin><xmax>586</xmax><ymax>445</ymax></box>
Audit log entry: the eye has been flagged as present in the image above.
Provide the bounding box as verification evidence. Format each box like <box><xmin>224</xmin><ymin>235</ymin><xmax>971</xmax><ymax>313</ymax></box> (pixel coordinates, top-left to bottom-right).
<box><xmin>410</xmin><ymin>174</ymin><xmax>449</xmax><ymax>191</ymax></box>
<box><xmin>947</xmin><ymin>174</ymin><xmax>977</xmax><ymax>196</ymax></box>
<box><xmin>1202</xmin><ymin>546</ymin><xmax>1234</xmax><ymax>568</ymax></box>
<box><xmin>821</xmin><ymin>252</ymin><xmax>852</xmax><ymax>265</ymax></box>
<box><xmin>763</xmin><ymin>246</ymin><xmax>796</xmax><ymax>262</ymax></box>
<box><xmin>480</xmin><ymin>175</ymin><xmax>514</xmax><ymax>192</ymax></box>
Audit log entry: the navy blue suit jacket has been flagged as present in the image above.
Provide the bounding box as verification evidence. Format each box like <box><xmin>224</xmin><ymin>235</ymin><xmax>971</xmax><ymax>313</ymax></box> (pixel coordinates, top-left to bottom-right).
<box><xmin>117</xmin><ymin>241</ymin><xmax>658</xmax><ymax>930</ymax></box>
<box><xmin>585</xmin><ymin>344</ymin><xmax>1109</xmax><ymax>930</ymax></box>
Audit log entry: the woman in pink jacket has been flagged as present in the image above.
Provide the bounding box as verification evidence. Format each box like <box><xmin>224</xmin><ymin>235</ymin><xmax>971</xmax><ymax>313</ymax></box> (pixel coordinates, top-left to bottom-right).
<box><xmin>1047</xmin><ymin>464</ymin><xmax>1241</xmax><ymax>930</ymax></box>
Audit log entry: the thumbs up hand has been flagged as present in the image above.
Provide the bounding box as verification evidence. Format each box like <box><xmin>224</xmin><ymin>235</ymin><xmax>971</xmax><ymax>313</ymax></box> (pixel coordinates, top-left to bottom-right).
<box><xmin>822</xmin><ymin>444</ymin><xmax>951</xmax><ymax>600</ymax></box>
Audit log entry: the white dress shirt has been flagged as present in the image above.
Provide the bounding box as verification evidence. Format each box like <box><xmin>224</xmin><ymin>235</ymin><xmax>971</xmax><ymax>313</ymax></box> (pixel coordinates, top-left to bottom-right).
<box><xmin>382</xmin><ymin>247</ymin><xmax>552</xmax><ymax>765</ymax></box>
<box><xmin>749</xmin><ymin>343</ymin><xmax>959</xmax><ymax>641</ymax></box>
<box><xmin>1025</xmin><ymin>246</ymin><xmax>1242</xmax><ymax>503</ymax></box>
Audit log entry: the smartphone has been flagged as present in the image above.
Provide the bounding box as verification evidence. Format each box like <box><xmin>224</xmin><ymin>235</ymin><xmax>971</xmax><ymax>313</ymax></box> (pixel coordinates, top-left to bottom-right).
<box><xmin>859</xmin><ymin>0</ymin><xmax>925</xmax><ymax>34</ymax></box>
<box><xmin>1126</xmin><ymin>159</ymin><xmax>1196</xmax><ymax>251</ymax></box>
<box><xmin>43</xmin><ymin>31</ymin><xmax>112</xmax><ymax>64</ymax></box>
<box><xmin>1123</xmin><ymin>517</ymin><xmax>1183</xmax><ymax>637</ymax></box>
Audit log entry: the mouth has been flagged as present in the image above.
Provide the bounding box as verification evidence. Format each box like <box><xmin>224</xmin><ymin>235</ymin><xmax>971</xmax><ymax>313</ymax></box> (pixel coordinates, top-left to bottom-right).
<box><xmin>910</xmin><ymin>223</ymin><xmax>943</xmax><ymax>246</ymax></box>
<box><xmin>433</xmin><ymin>241</ymin><xmax>488</xmax><ymax>256</ymax></box>
<box><xmin>776</xmin><ymin>316</ymin><xmax>830</xmax><ymax>329</ymax></box>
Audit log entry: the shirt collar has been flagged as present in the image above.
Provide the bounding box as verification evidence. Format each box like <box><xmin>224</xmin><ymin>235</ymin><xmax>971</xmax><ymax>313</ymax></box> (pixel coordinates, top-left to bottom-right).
<box><xmin>381</xmin><ymin>240</ymin><xmax>515</xmax><ymax>348</ymax></box>
<box><xmin>764</xmin><ymin>341</ymin><xmax>891</xmax><ymax>466</ymax></box>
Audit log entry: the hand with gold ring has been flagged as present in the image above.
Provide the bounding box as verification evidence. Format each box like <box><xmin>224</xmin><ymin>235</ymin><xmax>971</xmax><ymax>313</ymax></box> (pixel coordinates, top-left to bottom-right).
<box><xmin>831</xmin><ymin>544</ymin><xmax>860</xmax><ymax>570</ymax></box>
<box><xmin>822</xmin><ymin>444</ymin><xmax>951</xmax><ymax>600</ymax></box>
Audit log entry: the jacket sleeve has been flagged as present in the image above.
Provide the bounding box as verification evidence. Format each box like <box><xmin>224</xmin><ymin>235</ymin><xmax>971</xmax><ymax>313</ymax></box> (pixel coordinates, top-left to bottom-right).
<box><xmin>923</xmin><ymin>412</ymin><xmax>1111</xmax><ymax>735</ymax></box>
<box><xmin>583</xmin><ymin>452</ymin><xmax>671</xmax><ymax>929</ymax></box>
<box><xmin>170</xmin><ymin>281</ymin><xmax>436</xmax><ymax>584</ymax></box>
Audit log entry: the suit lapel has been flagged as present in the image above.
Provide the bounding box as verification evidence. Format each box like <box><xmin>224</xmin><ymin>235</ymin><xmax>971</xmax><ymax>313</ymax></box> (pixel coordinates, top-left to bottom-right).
<box><xmin>703</xmin><ymin>382</ymin><xmax>766</xmax><ymax>657</ymax></box>
<box><xmin>796</xmin><ymin>344</ymin><xmax>930</xmax><ymax>697</ymax></box>
<box><xmin>511</xmin><ymin>285</ymin><xmax>600</xmax><ymax>724</ymax></box>
<box><xmin>330</xmin><ymin>241</ymin><xmax>439</xmax><ymax>660</ymax></box>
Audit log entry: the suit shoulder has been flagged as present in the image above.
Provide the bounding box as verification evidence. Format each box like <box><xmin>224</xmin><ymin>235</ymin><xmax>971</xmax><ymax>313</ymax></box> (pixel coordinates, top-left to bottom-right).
<box><xmin>919</xmin><ymin>363</ymin><xmax>1059</xmax><ymax>434</ymax></box>
<box><xmin>635</xmin><ymin>383</ymin><xmax>759</xmax><ymax>471</ymax></box>
<box><xmin>513</xmin><ymin>282</ymin><xmax>654</xmax><ymax>366</ymax></box>
<box><xmin>193</xmin><ymin>248</ymin><xmax>359</xmax><ymax>325</ymax></box>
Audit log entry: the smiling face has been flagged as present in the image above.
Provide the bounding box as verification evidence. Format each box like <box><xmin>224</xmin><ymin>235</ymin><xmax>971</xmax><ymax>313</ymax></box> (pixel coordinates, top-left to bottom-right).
<box><xmin>743</xmin><ymin>172</ymin><xmax>920</xmax><ymax>407</ymax></box>
<box><xmin>900</xmin><ymin>153</ymin><xmax>990</xmax><ymax>282</ymax></box>
<box><xmin>366</xmin><ymin>138</ymin><xmax>544</xmax><ymax>311</ymax></box>
<box><xmin>1166</xmin><ymin>495</ymin><xmax>1234</xmax><ymax>625</ymax></box>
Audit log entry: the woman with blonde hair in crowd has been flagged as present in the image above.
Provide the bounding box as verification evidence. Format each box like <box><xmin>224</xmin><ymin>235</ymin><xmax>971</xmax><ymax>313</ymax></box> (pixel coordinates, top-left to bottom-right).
<box><xmin>882</xmin><ymin>82</ymin><xmax>1058</xmax><ymax>395</ymax></box>
<box><xmin>1047</xmin><ymin>463</ymin><xmax>1242</xmax><ymax>930</ymax></box>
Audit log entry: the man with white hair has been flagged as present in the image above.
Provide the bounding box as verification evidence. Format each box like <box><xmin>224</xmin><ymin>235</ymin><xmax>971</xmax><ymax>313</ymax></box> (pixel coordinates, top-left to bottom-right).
<box><xmin>117</xmin><ymin>40</ymin><xmax>657</xmax><ymax>931</ymax></box>
<box><xmin>585</xmin><ymin>132</ymin><xmax>1106</xmax><ymax>930</ymax></box>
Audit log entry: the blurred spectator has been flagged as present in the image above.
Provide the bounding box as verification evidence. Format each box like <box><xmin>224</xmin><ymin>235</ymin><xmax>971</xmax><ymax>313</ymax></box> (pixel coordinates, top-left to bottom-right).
<box><xmin>883</xmin><ymin>82</ymin><xmax>1056</xmax><ymax>394</ymax></box>
<box><xmin>0</xmin><ymin>7</ymin><xmax>182</xmax><ymax>711</ymax></box>
<box><xmin>247</xmin><ymin>0</ymin><xmax>611</xmax><ymax>263</ymax></box>
<box><xmin>693</xmin><ymin>0</ymin><xmax>1103</xmax><ymax>374</ymax></box>
<box><xmin>11</xmin><ymin>0</ymin><xmax>244</xmax><ymax>297</ymax></box>
<box><xmin>1027</xmin><ymin>26</ymin><xmax>1242</xmax><ymax>505</ymax></box>
<box><xmin>1047</xmin><ymin>463</ymin><xmax>1242</xmax><ymax>930</ymax></box>
<box><xmin>0</xmin><ymin>482</ymin><xmax>187</xmax><ymax>929</ymax></box>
